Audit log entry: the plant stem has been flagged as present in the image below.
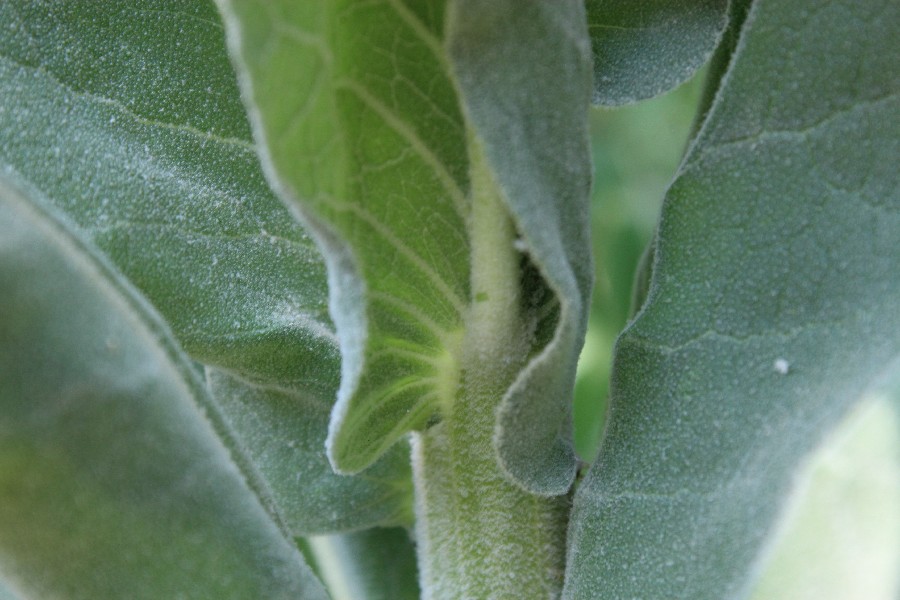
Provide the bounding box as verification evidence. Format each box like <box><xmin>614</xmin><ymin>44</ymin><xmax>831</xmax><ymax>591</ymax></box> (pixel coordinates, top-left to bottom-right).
<box><xmin>411</xmin><ymin>138</ymin><xmax>568</xmax><ymax>599</ymax></box>
<box><xmin>411</xmin><ymin>398</ymin><xmax>569</xmax><ymax>599</ymax></box>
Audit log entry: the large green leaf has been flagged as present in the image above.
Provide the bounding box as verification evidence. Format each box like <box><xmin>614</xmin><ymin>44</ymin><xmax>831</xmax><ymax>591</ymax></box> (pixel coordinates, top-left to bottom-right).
<box><xmin>586</xmin><ymin>0</ymin><xmax>728</xmax><ymax>105</ymax></box>
<box><xmin>216</xmin><ymin>0</ymin><xmax>593</xmax><ymax>494</ymax></box>
<box><xmin>0</xmin><ymin>175</ymin><xmax>327</xmax><ymax>599</ymax></box>
<box><xmin>0</xmin><ymin>0</ymin><xmax>410</xmax><ymax>534</ymax></box>
<box><xmin>216</xmin><ymin>0</ymin><xmax>470</xmax><ymax>476</ymax></box>
<box><xmin>565</xmin><ymin>0</ymin><xmax>900</xmax><ymax>597</ymax></box>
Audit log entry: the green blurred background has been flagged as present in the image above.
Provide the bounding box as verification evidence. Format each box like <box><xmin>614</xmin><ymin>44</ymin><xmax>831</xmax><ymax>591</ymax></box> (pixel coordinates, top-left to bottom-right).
<box><xmin>573</xmin><ymin>74</ymin><xmax>704</xmax><ymax>462</ymax></box>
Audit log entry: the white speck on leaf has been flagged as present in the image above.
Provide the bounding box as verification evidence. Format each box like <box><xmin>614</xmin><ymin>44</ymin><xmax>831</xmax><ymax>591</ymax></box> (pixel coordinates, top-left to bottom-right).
<box><xmin>774</xmin><ymin>358</ymin><xmax>790</xmax><ymax>375</ymax></box>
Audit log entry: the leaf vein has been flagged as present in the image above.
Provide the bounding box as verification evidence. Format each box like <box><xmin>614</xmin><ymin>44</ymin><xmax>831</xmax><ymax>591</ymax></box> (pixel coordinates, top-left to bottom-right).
<box><xmin>335</xmin><ymin>78</ymin><xmax>468</xmax><ymax>220</ymax></box>
<box><xmin>0</xmin><ymin>54</ymin><xmax>255</xmax><ymax>151</ymax></box>
<box><xmin>330</xmin><ymin>200</ymin><xmax>468</xmax><ymax>316</ymax></box>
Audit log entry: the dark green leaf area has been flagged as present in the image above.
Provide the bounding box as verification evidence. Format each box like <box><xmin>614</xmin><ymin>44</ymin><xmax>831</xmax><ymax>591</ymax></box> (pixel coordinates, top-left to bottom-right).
<box><xmin>207</xmin><ymin>369</ymin><xmax>414</xmax><ymax>534</ymax></box>
<box><xmin>566</xmin><ymin>0</ymin><xmax>900</xmax><ymax>597</ymax></box>
<box><xmin>0</xmin><ymin>0</ymin><xmax>248</xmax><ymax>138</ymax></box>
<box><xmin>703</xmin><ymin>1</ymin><xmax>897</xmax><ymax>144</ymax></box>
<box><xmin>586</xmin><ymin>0</ymin><xmax>728</xmax><ymax>105</ymax></box>
<box><xmin>0</xmin><ymin>179</ymin><xmax>327</xmax><ymax>600</ymax></box>
<box><xmin>0</xmin><ymin>0</ymin><xmax>334</xmax><ymax>387</ymax></box>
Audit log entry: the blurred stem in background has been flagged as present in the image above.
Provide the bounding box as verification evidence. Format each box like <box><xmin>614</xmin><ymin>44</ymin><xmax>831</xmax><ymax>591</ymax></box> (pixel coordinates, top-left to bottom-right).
<box><xmin>573</xmin><ymin>73</ymin><xmax>704</xmax><ymax>462</ymax></box>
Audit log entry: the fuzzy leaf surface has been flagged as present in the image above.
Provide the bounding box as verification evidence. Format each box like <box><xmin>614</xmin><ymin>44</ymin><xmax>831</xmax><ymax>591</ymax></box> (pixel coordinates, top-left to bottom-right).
<box><xmin>587</xmin><ymin>0</ymin><xmax>728</xmax><ymax>105</ymax></box>
<box><xmin>216</xmin><ymin>0</ymin><xmax>593</xmax><ymax>494</ymax></box>
<box><xmin>0</xmin><ymin>0</ymin><xmax>410</xmax><ymax>534</ymax></box>
<box><xmin>0</xmin><ymin>0</ymin><xmax>330</xmax><ymax>383</ymax></box>
<box><xmin>0</xmin><ymin>176</ymin><xmax>327</xmax><ymax>600</ymax></box>
<box><xmin>207</xmin><ymin>368</ymin><xmax>414</xmax><ymax>533</ymax></box>
<box><xmin>565</xmin><ymin>0</ymin><xmax>900</xmax><ymax>597</ymax></box>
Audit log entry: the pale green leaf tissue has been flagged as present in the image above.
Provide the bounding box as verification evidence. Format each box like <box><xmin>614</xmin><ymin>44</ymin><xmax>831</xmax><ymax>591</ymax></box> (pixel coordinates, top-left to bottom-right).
<box><xmin>748</xmin><ymin>368</ymin><xmax>900</xmax><ymax>600</ymax></box>
<box><xmin>216</xmin><ymin>0</ymin><xmax>594</xmax><ymax>495</ymax></box>
<box><xmin>217</xmin><ymin>0</ymin><xmax>473</xmax><ymax>475</ymax></box>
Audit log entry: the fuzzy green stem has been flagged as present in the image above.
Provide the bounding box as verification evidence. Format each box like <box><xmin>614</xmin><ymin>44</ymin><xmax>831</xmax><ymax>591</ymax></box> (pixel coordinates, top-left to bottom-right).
<box><xmin>411</xmin><ymin>138</ymin><xmax>568</xmax><ymax>599</ymax></box>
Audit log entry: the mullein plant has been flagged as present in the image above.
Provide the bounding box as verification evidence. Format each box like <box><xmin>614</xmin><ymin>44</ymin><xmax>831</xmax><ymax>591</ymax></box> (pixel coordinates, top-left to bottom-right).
<box><xmin>0</xmin><ymin>1</ymin><xmax>897</xmax><ymax>598</ymax></box>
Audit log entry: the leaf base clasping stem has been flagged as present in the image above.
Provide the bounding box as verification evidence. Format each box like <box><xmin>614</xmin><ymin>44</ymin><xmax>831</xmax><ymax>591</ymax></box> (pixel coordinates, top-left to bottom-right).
<box><xmin>411</xmin><ymin>137</ymin><xmax>569</xmax><ymax>599</ymax></box>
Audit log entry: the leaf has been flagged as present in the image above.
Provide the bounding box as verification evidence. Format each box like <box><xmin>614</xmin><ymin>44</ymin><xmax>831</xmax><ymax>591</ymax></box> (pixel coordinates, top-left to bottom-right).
<box><xmin>216</xmin><ymin>0</ymin><xmax>593</xmax><ymax>495</ymax></box>
<box><xmin>586</xmin><ymin>0</ymin><xmax>728</xmax><ymax>105</ymax></box>
<box><xmin>0</xmin><ymin>0</ymin><xmax>330</xmax><ymax>382</ymax></box>
<box><xmin>302</xmin><ymin>527</ymin><xmax>421</xmax><ymax>600</ymax></box>
<box><xmin>0</xmin><ymin>0</ymin><xmax>410</xmax><ymax>534</ymax></box>
<box><xmin>0</xmin><ymin>175</ymin><xmax>327</xmax><ymax>599</ymax></box>
<box><xmin>214</xmin><ymin>0</ymin><xmax>471</xmax><ymax>476</ymax></box>
<box><xmin>207</xmin><ymin>368</ymin><xmax>413</xmax><ymax>533</ymax></box>
<box><xmin>565</xmin><ymin>0</ymin><xmax>900</xmax><ymax>597</ymax></box>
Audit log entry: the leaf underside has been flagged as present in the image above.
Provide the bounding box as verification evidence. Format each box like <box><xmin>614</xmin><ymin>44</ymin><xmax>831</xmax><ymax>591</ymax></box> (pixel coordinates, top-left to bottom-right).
<box><xmin>565</xmin><ymin>0</ymin><xmax>900</xmax><ymax>597</ymax></box>
<box><xmin>207</xmin><ymin>368</ymin><xmax>414</xmax><ymax>533</ymax></box>
<box><xmin>0</xmin><ymin>176</ymin><xmax>327</xmax><ymax>600</ymax></box>
<box><xmin>216</xmin><ymin>0</ymin><xmax>594</xmax><ymax>494</ymax></box>
<box><xmin>586</xmin><ymin>0</ymin><xmax>729</xmax><ymax>106</ymax></box>
<box><xmin>219</xmin><ymin>0</ymin><xmax>473</xmax><ymax>475</ymax></box>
